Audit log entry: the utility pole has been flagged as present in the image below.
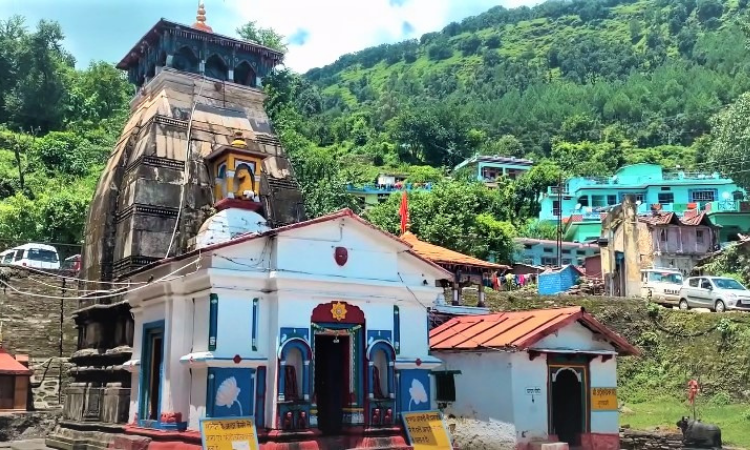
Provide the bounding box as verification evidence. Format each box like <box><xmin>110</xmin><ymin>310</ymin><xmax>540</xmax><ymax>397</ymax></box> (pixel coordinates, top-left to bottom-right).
<box><xmin>556</xmin><ymin>172</ymin><xmax>563</xmax><ymax>267</ymax></box>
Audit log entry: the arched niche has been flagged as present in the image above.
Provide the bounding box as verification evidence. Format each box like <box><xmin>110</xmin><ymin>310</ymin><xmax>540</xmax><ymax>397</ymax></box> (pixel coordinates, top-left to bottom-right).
<box><xmin>366</xmin><ymin>340</ymin><xmax>396</xmax><ymax>400</ymax></box>
<box><xmin>205</xmin><ymin>54</ymin><xmax>228</xmax><ymax>81</ymax></box>
<box><xmin>234</xmin><ymin>61</ymin><xmax>257</xmax><ymax>88</ymax></box>
<box><xmin>172</xmin><ymin>46</ymin><xmax>199</xmax><ymax>73</ymax></box>
<box><xmin>277</xmin><ymin>337</ymin><xmax>312</xmax><ymax>402</ymax></box>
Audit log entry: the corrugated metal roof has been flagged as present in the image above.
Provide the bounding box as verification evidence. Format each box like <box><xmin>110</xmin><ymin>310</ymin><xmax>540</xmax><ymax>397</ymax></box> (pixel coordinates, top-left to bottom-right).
<box><xmin>400</xmin><ymin>232</ymin><xmax>510</xmax><ymax>271</ymax></box>
<box><xmin>429</xmin><ymin>306</ymin><xmax>639</xmax><ymax>355</ymax></box>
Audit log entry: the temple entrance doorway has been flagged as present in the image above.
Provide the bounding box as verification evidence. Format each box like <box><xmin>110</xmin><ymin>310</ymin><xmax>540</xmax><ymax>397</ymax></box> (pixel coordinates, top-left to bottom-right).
<box><xmin>549</xmin><ymin>366</ymin><xmax>586</xmax><ymax>445</ymax></box>
<box><xmin>314</xmin><ymin>334</ymin><xmax>349</xmax><ymax>435</ymax></box>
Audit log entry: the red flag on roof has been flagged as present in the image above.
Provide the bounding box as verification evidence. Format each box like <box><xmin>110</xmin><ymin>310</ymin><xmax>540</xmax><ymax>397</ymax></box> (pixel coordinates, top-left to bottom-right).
<box><xmin>399</xmin><ymin>190</ymin><xmax>409</xmax><ymax>236</ymax></box>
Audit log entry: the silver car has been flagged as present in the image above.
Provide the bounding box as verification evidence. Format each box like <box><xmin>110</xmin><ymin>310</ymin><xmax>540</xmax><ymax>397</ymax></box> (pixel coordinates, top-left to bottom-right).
<box><xmin>678</xmin><ymin>276</ymin><xmax>750</xmax><ymax>312</ymax></box>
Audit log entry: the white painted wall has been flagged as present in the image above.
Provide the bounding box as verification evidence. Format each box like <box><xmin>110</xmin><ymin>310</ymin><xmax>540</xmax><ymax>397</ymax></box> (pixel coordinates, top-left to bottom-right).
<box><xmin>533</xmin><ymin>322</ymin><xmax>615</xmax><ymax>352</ymax></box>
<box><xmin>127</xmin><ymin>214</ymin><xmax>448</xmax><ymax>432</ymax></box>
<box><xmin>432</xmin><ymin>320</ymin><xmax>625</xmax><ymax>448</ymax></box>
<box><xmin>509</xmin><ymin>352</ymin><xmax>549</xmax><ymax>442</ymax></box>
<box><xmin>589</xmin><ymin>356</ymin><xmax>618</xmax><ymax>434</ymax></box>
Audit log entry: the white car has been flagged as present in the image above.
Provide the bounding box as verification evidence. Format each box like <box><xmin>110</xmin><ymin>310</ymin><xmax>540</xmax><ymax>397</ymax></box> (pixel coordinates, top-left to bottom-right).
<box><xmin>0</xmin><ymin>243</ymin><xmax>61</xmax><ymax>270</ymax></box>
<box><xmin>678</xmin><ymin>276</ymin><xmax>750</xmax><ymax>312</ymax></box>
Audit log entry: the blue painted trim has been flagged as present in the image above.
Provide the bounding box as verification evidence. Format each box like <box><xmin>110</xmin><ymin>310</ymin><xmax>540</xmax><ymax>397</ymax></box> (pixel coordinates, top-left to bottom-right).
<box><xmin>366</xmin><ymin>340</ymin><xmax>396</xmax><ymax>361</ymax></box>
<box><xmin>277</xmin><ymin>338</ymin><xmax>313</xmax><ymax>401</ymax></box>
<box><xmin>366</xmin><ymin>340</ymin><xmax>396</xmax><ymax>399</ymax></box>
<box><xmin>208</xmin><ymin>294</ymin><xmax>218</xmax><ymax>351</ymax></box>
<box><xmin>199</xmin><ymin>416</ymin><xmax>260</xmax><ymax>450</ymax></box>
<box><xmin>183</xmin><ymin>355</ymin><xmax>268</xmax><ymax>363</ymax></box>
<box><xmin>252</xmin><ymin>298</ymin><xmax>259</xmax><ymax>351</ymax></box>
<box><xmin>255</xmin><ymin>366</ymin><xmax>266</xmax><ymax>428</ymax></box>
<box><xmin>401</xmin><ymin>410</ymin><xmax>451</xmax><ymax>446</ymax></box>
<box><xmin>137</xmin><ymin>419</ymin><xmax>187</xmax><ymax>431</ymax></box>
<box><xmin>206</xmin><ymin>368</ymin><xmax>217</xmax><ymax>418</ymax></box>
<box><xmin>139</xmin><ymin>320</ymin><xmax>165</xmax><ymax>424</ymax></box>
<box><xmin>393</xmin><ymin>306</ymin><xmax>401</xmax><ymax>355</ymax></box>
<box><xmin>206</xmin><ymin>368</ymin><xmax>256</xmax><ymax>418</ymax></box>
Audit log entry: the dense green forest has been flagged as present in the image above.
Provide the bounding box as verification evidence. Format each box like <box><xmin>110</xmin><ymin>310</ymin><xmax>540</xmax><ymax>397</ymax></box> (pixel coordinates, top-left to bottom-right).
<box><xmin>3</xmin><ymin>0</ymin><xmax>750</xmax><ymax>262</ymax></box>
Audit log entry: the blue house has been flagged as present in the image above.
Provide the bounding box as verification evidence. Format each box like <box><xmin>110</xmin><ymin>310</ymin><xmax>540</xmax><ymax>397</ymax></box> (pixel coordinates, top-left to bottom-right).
<box><xmin>453</xmin><ymin>155</ymin><xmax>534</xmax><ymax>184</ymax></box>
<box><xmin>538</xmin><ymin>265</ymin><xmax>583</xmax><ymax>295</ymax></box>
<box><xmin>513</xmin><ymin>238</ymin><xmax>599</xmax><ymax>267</ymax></box>
<box><xmin>538</xmin><ymin>163</ymin><xmax>746</xmax><ymax>243</ymax></box>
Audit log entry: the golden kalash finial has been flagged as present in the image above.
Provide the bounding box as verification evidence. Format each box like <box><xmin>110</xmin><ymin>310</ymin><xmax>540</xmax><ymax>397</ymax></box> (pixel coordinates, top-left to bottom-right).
<box><xmin>193</xmin><ymin>1</ymin><xmax>214</xmax><ymax>32</ymax></box>
<box><xmin>231</xmin><ymin>131</ymin><xmax>248</xmax><ymax>148</ymax></box>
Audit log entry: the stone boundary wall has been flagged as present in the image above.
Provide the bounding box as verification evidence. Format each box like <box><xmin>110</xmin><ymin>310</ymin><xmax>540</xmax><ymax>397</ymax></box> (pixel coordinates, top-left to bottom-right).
<box><xmin>0</xmin><ymin>266</ymin><xmax>78</xmax><ymax>409</ymax></box>
<box><xmin>620</xmin><ymin>429</ymin><xmax>683</xmax><ymax>450</ymax></box>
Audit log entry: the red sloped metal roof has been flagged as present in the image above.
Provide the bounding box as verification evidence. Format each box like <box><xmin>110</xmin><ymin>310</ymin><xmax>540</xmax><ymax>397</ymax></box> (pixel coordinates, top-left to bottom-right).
<box><xmin>429</xmin><ymin>306</ymin><xmax>639</xmax><ymax>355</ymax></box>
<box><xmin>0</xmin><ymin>348</ymin><xmax>32</xmax><ymax>375</ymax></box>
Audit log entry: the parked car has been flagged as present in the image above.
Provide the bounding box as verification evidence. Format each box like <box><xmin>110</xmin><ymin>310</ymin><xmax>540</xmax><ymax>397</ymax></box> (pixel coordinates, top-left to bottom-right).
<box><xmin>641</xmin><ymin>268</ymin><xmax>683</xmax><ymax>306</ymax></box>
<box><xmin>62</xmin><ymin>254</ymin><xmax>81</xmax><ymax>273</ymax></box>
<box><xmin>0</xmin><ymin>243</ymin><xmax>61</xmax><ymax>270</ymax></box>
<box><xmin>678</xmin><ymin>276</ymin><xmax>750</xmax><ymax>312</ymax></box>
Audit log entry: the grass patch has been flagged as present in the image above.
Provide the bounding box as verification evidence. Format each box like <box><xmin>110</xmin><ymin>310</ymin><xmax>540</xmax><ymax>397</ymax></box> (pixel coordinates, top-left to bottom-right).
<box><xmin>621</xmin><ymin>396</ymin><xmax>750</xmax><ymax>448</ymax></box>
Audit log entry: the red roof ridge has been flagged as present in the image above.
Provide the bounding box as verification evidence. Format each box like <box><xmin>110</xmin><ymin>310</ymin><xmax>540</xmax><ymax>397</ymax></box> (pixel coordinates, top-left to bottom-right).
<box><xmin>0</xmin><ymin>347</ymin><xmax>32</xmax><ymax>375</ymax></box>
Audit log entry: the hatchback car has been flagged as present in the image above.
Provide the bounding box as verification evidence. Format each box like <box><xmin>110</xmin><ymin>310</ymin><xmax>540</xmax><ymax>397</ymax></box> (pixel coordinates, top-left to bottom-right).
<box><xmin>678</xmin><ymin>276</ymin><xmax>750</xmax><ymax>312</ymax></box>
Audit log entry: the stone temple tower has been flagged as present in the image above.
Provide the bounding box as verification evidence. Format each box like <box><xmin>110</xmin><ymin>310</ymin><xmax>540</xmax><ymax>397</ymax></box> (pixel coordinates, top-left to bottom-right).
<box><xmin>47</xmin><ymin>4</ymin><xmax>305</xmax><ymax>449</ymax></box>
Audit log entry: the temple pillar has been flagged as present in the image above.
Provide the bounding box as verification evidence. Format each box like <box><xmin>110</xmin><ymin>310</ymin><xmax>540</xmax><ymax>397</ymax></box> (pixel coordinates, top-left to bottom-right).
<box><xmin>478</xmin><ymin>282</ymin><xmax>486</xmax><ymax>308</ymax></box>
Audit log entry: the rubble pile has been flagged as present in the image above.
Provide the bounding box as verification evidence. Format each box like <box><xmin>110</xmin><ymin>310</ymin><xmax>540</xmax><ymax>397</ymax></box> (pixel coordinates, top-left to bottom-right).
<box><xmin>566</xmin><ymin>277</ymin><xmax>605</xmax><ymax>296</ymax></box>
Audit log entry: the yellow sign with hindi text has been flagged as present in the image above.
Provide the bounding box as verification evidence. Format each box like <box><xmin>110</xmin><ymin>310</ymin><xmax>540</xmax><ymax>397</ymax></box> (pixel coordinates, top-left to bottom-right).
<box><xmin>200</xmin><ymin>417</ymin><xmax>259</xmax><ymax>450</ymax></box>
<box><xmin>402</xmin><ymin>411</ymin><xmax>453</xmax><ymax>450</ymax></box>
<box><xmin>591</xmin><ymin>387</ymin><xmax>618</xmax><ymax>411</ymax></box>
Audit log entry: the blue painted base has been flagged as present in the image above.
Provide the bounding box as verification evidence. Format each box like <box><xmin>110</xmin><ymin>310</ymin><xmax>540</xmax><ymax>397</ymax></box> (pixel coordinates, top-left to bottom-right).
<box><xmin>137</xmin><ymin>419</ymin><xmax>188</xmax><ymax>431</ymax></box>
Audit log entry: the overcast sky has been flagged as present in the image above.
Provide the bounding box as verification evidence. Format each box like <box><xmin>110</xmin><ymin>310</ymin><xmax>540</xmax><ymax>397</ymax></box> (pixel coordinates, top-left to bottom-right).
<box><xmin>1</xmin><ymin>0</ymin><xmax>543</xmax><ymax>73</ymax></box>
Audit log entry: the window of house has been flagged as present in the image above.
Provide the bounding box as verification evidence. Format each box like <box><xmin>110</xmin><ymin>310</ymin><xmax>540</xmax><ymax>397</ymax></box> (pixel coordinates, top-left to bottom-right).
<box><xmin>661</xmin><ymin>186</ymin><xmax>671</xmax><ymax>191</ymax></box>
<box><xmin>524</xmin><ymin>244</ymin><xmax>532</xmax><ymax>250</ymax></box>
<box><xmin>435</xmin><ymin>372</ymin><xmax>457</xmax><ymax>403</ymax></box>
<box><xmin>607</xmin><ymin>195</ymin><xmax>617</xmax><ymax>205</ymax></box>
<box><xmin>543</xmin><ymin>247</ymin><xmax>553</xmax><ymax>253</ymax></box>
<box><xmin>620</xmin><ymin>192</ymin><xmax>644</xmax><ymax>203</ymax></box>
<box><xmin>696</xmin><ymin>230</ymin><xmax>704</xmax><ymax>244</ymax></box>
<box><xmin>562</xmin><ymin>249</ymin><xmax>571</xmax><ymax>254</ymax></box>
<box><xmin>541</xmin><ymin>257</ymin><xmax>557</xmax><ymax>266</ymax></box>
<box><xmin>660</xmin><ymin>229</ymin><xmax>668</xmax><ymax>242</ymax></box>
<box><xmin>577</xmin><ymin>196</ymin><xmax>589</xmax><ymax>207</ymax></box>
<box><xmin>733</xmin><ymin>190</ymin><xmax>744</xmax><ymax>201</ymax></box>
<box><xmin>0</xmin><ymin>375</ymin><xmax>14</xmax><ymax>410</ymax></box>
<box><xmin>562</xmin><ymin>259</ymin><xmax>572</xmax><ymax>265</ymax></box>
<box><xmin>592</xmin><ymin>195</ymin><xmax>606</xmax><ymax>207</ymax></box>
<box><xmin>657</xmin><ymin>192</ymin><xmax>674</xmax><ymax>204</ymax></box>
<box><xmin>691</xmin><ymin>190</ymin><xmax>716</xmax><ymax>202</ymax></box>
<box><xmin>577</xmin><ymin>250</ymin><xmax>587</xmax><ymax>255</ymax></box>
<box><xmin>552</xmin><ymin>200</ymin><xmax>560</xmax><ymax>216</ymax></box>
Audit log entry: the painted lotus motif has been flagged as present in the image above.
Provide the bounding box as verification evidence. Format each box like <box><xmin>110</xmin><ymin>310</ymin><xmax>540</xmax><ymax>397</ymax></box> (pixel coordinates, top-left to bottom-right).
<box><xmin>408</xmin><ymin>378</ymin><xmax>428</xmax><ymax>411</ymax></box>
<box><xmin>216</xmin><ymin>376</ymin><xmax>243</xmax><ymax>415</ymax></box>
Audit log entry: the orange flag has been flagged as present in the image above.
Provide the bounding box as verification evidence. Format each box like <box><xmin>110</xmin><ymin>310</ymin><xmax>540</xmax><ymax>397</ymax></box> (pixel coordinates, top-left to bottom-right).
<box><xmin>399</xmin><ymin>190</ymin><xmax>409</xmax><ymax>235</ymax></box>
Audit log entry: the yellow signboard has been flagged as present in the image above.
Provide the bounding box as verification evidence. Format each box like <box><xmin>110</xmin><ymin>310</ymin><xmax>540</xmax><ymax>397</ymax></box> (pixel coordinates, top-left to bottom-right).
<box><xmin>402</xmin><ymin>411</ymin><xmax>453</xmax><ymax>450</ymax></box>
<box><xmin>591</xmin><ymin>387</ymin><xmax>618</xmax><ymax>411</ymax></box>
<box><xmin>200</xmin><ymin>417</ymin><xmax>259</xmax><ymax>450</ymax></box>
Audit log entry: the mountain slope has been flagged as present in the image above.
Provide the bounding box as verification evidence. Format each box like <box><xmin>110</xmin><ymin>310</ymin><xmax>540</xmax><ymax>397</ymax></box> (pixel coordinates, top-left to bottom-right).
<box><xmin>295</xmin><ymin>0</ymin><xmax>749</xmax><ymax>169</ymax></box>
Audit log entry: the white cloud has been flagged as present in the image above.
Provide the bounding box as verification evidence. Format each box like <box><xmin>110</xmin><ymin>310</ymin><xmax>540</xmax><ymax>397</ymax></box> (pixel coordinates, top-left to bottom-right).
<box><xmin>227</xmin><ymin>0</ymin><xmax>542</xmax><ymax>73</ymax></box>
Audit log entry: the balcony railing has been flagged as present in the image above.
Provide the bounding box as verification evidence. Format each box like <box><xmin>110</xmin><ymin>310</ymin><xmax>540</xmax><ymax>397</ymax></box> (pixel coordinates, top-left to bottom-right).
<box><xmin>345</xmin><ymin>183</ymin><xmax>433</xmax><ymax>194</ymax></box>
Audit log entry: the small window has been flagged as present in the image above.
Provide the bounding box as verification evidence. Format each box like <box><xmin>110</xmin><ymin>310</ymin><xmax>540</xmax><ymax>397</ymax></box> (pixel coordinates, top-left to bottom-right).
<box><xmin>660</xmin><ymin>229</ymin><xmax>668</xmax><ymax>242</ymax></box>
<box><xmin>607</xmin><ymin>195</ymin><xmax>617</xmax><ymax>205</ymax></box>
<box><xmin>562</xmin><ymin>259</ymin><xmax>572</xmax><ymax>265</ymax></box>
<box><xmin>542</xmin><ymin>257</ymin><xmax>557</xmax><ymax>266</ymax></box>
<box><xmin>13</xmin><ymin>250</ymin><xmax>23</xmax><ymax>262</ymax></box>
<box><xmin>661</xmin><ymin>187</ymin><xmax>671</xmax><ymax>191</ymax></box>
<box><xmin>658</xmin><ymin>193</ymin><xmax>674</xmax><ymax>204</ymax></box>
<box><xmin>691</xmin><ymin>190</ymin><xmax>716</xmax><ymax>202</ymax></box>
<box><xmin>562</xmin><ymin>249</ymin><xmax>571</xmax><ymax>255</ymax></box>
<box><xmin>524</xmin><ymin>244</ymin><xmax>533</xmax><ymax>250</ymax></box>
<box><xmin>696</xmin><ymin>230</ymin><xmax>704</xmax><ymax>244</ymax></box>
<box><xmin>591</xmin><ymin>195</ymin><xmax>605</xmax><ymax>207</ymax></box>
<box><xmin>688</xmin><ymin>278</ymin><xmax>699</xmax><ymax>287</ymax></box>
<box><xmin>543</xmin><ymin>248</ymin><xmax>553</xmax><ymax>253</ymax></box>
<box><xmin>577</xmin><ymin>196</ymin><xmax>589</xmax><ymax>207</ymax></box>
<box><xmin>435</xmin><ymin>372</ymin><xmax>456</xmax><ymax>403</ymax></box>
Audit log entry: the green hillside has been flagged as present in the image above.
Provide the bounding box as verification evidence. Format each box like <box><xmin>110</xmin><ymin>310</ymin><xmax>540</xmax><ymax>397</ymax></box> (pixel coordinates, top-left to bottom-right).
<box><xmin>261</xmin><ymin>0</ymin><xmax>750</xmax><ymax>255</ymax></box>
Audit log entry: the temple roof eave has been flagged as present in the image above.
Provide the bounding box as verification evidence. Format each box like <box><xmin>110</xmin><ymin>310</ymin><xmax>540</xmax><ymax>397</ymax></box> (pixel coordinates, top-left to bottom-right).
<box><xmin>116</xmin><ymin>18</ymin><xmax>284</xmax><ymax>70</ymax></box>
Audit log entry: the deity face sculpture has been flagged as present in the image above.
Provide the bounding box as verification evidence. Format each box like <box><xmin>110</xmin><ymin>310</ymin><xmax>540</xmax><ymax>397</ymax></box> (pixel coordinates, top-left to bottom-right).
<box><xmin>234</xmin><ymin>163</ymin><xmax>255</xmax><ymax>199</ymax></box>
